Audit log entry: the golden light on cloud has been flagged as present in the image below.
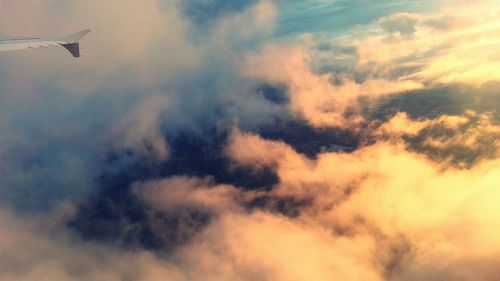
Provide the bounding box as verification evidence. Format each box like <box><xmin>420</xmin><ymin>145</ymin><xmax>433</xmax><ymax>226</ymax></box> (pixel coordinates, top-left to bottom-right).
<box><xmin>243</xmin><ymin>45</ymin><xmax>423</xmax><ymax>128</ymax></box>
<box><xmin>1</xmin><ymin>0</ymin><xmax>500</xmax><ymax>280</ymax></box>
<box><xmin>224</xmin><ymin>123</ymin><xmax>500</xmax><ymax>280</ymax></box>
<box><xmin>357</xmin><ymin>0</ymin><xmax>500</xmax><ymax>86</ymax></box>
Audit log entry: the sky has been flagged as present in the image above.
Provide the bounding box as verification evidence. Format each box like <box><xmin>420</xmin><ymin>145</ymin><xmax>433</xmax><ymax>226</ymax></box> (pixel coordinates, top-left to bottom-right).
<box><xmin>1</xmin><ymin>0</ymin><xmax>500</xmax><ymax>280</ymax></box>
<box><xmin>276</xmin><ymin>0</ymin><xmax>442</xmax><ymax>36</ymax></box>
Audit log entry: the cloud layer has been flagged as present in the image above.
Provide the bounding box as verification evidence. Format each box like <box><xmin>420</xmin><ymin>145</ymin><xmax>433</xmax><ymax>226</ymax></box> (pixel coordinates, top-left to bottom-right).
<box><xmin>1</xmin><ymin>0</ymin><xmax>500</xmax><ymax>280</ymax></box>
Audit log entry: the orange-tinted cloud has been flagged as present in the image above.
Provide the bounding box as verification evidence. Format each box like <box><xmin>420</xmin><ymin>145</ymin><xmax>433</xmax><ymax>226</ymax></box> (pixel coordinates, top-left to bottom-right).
<box><xmin>357</xmin><ymin>0</ymin><xmax>500</xmax><ymax>86</ymax></box>
<box><xmin>242</xmin><ymin>45</ymin><xmax>423</xmax><ymax>128</ymax></box>
<box><xmin>1</xmin><ymin>1</ymin><xmax>500</xmax><ymax>280</ymax></box>
<box><xmin>224</xmin><ymin>126</ymin><xmax>500</xmax><ymax>280</ymax></box>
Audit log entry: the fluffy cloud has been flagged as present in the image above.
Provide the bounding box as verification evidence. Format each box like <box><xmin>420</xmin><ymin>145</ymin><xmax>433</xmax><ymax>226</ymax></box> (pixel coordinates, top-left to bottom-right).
<box><xmin>242</xmin><ymin>45</ymin><xmax>423</xmax><ymax>128</ymax></box>
<box><xmin>0</xmin><ymin>0</ymin><xmax>282</xmax><ymax>209</ymax></box>
<box><xmin>378</xmin><ymin>111</ymin><xmax>500</xmax><ymax>166</ymax></box>
<box><xmin>1</xmin><ymin>0</ymin><xmax>500</xmax><ymax>280</ymax></box>
<box><xmin>30</xmin><ymin>121</ymin><xmax>494</xmax><ymax>281</ymax></box>
<box><xmin>224</xmin><ymin>126</ymin><xmax>500</xmax><ymax>280</ymax></box>
<box><xmin>1</xmin><ymin>121</ymin><xmax>499</xmax><ymax>280</ymax></box>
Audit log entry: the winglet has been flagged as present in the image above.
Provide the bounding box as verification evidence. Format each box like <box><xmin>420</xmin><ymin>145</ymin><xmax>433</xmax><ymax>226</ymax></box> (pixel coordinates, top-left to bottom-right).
<box><xmin>60</xmin><ymin>29</ymin><xmax>91</xmax><ymax>43</ymax></box>
<box><xmin>59</xmin><ymin>29</ymin><xmax>90</xmax><ymax>58</ymax></box>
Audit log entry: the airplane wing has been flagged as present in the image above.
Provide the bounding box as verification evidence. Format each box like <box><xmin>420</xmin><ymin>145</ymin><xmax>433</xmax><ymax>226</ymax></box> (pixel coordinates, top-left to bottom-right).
<box><xmin>0</xmin><ymin>29</ymin><xmax>90</xmax><ymax>58</ymax></box>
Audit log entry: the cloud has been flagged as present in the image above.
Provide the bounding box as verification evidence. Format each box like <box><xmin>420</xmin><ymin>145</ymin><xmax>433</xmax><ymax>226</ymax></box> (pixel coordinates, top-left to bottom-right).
<box><xmin>379</xmin><ymin>13</ymin><xmax>420</xmax><ymax>37</ymax></box>
<box><xmin>242</xmin><ymin>44</ymin><xmax>423</xmax><ymax>128</ymax></box>
<box><xmin>377</xmin><ymin>111</ymin><xmax>500</xmax><ymax>166</ymax></box>
<box><xmin>18</xmin><ymin>123</ymin><xmax>494</xmax><ymax>281</ymax></box>
<box><xmin>113</xmin><ymin>95</ymin><xmax>170</xmax><ymax>161</ymax></box>
<box><xmin>0</xmin><ymin>0</ymin><xmax>282</xmax><ymax>210</ymax></box>
<box><xmin>135</xmin><ymin>176</ymin><xmax>245</xmax><ymax>214</ymax></box>
<box><xmin>0</xmin><ymin>208</ymin><xmax>191</xmax><ymax>281</ymax></box>
<box><xmin>0</xmin><ymin>0</ymin><xmax>201</xmax><ymax>210</ymax></box>
<box><xmin>176</xmin><ymin>211</ymin><xmax>382</xmax><ymax>281</ymax></box>
<box><xmin>1</xmin><ymin>116</ymin><xmax>500</xmax><ymax>279</ymax></box>
<box><xmin>1</xmin><ymin>0</ymin><xmax>500</xmax><ymax>280</ymax></box>
<box><xmin>224</xmin><ymin>127</ymin><xmax>500</xmax><ymax>280</ymax></box>
<box><xmin>356</xmin><ymin>0</ymin><xmax>500</xmax><ymax>86</ymax></box>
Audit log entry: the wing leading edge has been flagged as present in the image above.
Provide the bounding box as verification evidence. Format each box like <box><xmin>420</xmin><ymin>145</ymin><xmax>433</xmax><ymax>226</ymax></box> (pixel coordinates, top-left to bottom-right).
<box><xmin>0</xmin><ymin>29</ymin><xmax>90</xmax><ymax>58</ymax></box>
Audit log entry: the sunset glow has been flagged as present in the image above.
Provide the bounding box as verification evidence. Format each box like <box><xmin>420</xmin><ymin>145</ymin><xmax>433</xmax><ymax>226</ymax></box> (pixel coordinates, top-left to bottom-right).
<box><xmin>1</xmin><ymin>1</ymin><xmax>500</xmax><ymax>280</ymax></box>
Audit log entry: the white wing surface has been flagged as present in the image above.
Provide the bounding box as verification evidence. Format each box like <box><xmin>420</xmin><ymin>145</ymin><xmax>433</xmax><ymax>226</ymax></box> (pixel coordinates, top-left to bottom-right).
<box><xmin>0</xmin><ymin>30</ymin><xmax>90</xmax><ymax>58</ymax></box>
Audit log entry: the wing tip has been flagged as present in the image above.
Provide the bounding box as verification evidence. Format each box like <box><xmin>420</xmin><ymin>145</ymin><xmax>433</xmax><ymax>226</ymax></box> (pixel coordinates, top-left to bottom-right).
<box><xmin>60</xmin><ymin>29</ymin><xmax>90</xmax><ymax>58</ymax></box>
<box><xmin>61</xmin><ymin>29</ymin><xmax>91</xmax><ymax>44</ymax></box>
<box><xmin>61</xmin><ymin>43</ymin><xmax>81</xmax><ymax>58</ymax></box>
